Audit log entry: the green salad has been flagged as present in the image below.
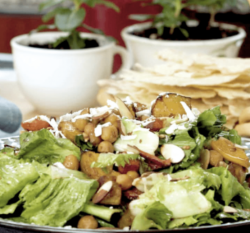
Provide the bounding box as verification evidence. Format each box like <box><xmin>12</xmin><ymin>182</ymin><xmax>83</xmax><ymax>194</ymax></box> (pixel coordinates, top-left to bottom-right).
<box><xmin>1</xmin><ymin>92</ymin><xmax>250</xmax><ymax>230</ymax></box>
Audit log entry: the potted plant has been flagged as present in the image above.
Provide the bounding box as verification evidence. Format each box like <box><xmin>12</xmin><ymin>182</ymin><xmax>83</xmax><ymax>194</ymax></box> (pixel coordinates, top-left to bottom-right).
<box><xmin>121</xmin><ymin>0</ymin><xmax>247</xmax><ymax>66</ymax></box>
<box><xmin>10</xmin><ymin>0</ymin><xmax>130</xmax><ymax>116</ymax></box>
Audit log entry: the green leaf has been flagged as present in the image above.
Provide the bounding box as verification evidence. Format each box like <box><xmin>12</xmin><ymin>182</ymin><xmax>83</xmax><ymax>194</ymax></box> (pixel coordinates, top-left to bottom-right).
<box><xmin>82</xmin><ymin>204</ymin><xmax>122</xmax><ymax>222</ymax></box>
<box><xmin>42</xmin><ymin>8</ymin><xmax>64</xmax><ymax>22</ymax></box>
<box><xmin>131</xmin><ymin>201</ymin><xmax>172</xmax><ymax>230</ymax></box>
<box><xmin>91</xmin><ymin>153</ymin><xmax>141</xmax><ymax>168</ymax></box>
<box><xmin>0</xmin><ymin>157</ymin><xmax>39</xmax><ymax>208</ymax></box>
<box><xmin>18</xmin><ymin>129</ymin><xmax>81</xmax><ymax>164</ymax></box>
<box><xmin>75</xmin><ymin>134</ymin><xmax>93</xmax><ymax>151</ymax></box>
<box><xmin>178</xmin><ymin>27</ymin><xmax>189</xmax><ymax>38</ymax></box>
<box><xmin>217</xmin><ymin>129</ymin><xmax>242</xmax><ymax>145</ymax></box>
<box><xmin>197</xmin><ymin>106</ymin><xmax>227</xmax><ymax>137</ymax></box>
<box><xmin>67</xmin><ymin>30</ymin><xmax>86</xmax><ymax>49</ymax></box>
<box><xmin>20</xmin><ymin>175</ymin><xmax>98</xmax><ymax>227</ymax></box>
<box><xmin>39</xmin><ymin>0</ymin><xmax>66</xmax><ymax>11</ymax></box>
<box><xmin>55</xmin><ymin>8</ymin><xmax>86</xmax><ymax>31</ymax></box>
<box><xmin>80</xmin><ymin>0</ymin><xmax>119</xmax><ymax>12</ymax></box>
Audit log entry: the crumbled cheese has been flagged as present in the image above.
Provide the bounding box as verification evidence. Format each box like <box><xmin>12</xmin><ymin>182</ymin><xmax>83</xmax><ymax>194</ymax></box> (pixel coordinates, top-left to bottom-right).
<box><xmin>59</xmin><ymin>110</ymin><xmax>82</xmax><ymax>122</ymax></box>
<box><xmin>90</xmin><ymin>106</ymin><xmax>110</xmax><ymax>116</ymax></box>
<box><xmin>107</xmin><ymin>99</ymin><xmax>119</xmax><ymax>109</ymax></box>
<box><xmin>71</xmin><ymin>114</ymin><xmax>92</xmax><ymax>122</ymax></box>
<box><xmin>180</xmin><ymin>101</ymin><xmax>196</xmax><ymax>122</ymax></box>
<box><xmin>136</xmin><ymin>109</ymin><xmax>151</xmax><ymax>117</ymax></box>
<box><xmin>53</xmin><ymin>162</ymin><xmax>66</xmax><ymax>169</ymax></box>
<box><xmin>94</xmin><ymin>122</ymin><xmax>112</xmax><ymax>137</ymax></box>
<box><xmin>123</xmin><ymin>96</ymin><xmax>133</xmax><ymax>105</ymax></box>
<box><xmin>165</xmin><ymin>123</ymin><xmax>186</xmax><ymax>134</ymax></box>
<box><xmin>192</xmin><ymin>108</ymin><xmax>200</xmax><ymax>117</ymax></box>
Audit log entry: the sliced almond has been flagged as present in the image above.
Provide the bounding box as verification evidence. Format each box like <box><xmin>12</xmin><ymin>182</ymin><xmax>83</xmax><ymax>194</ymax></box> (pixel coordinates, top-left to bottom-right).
<box><xmin>92</xmin><ymin>111</ymin><xmax>111</xmax><ymax>120</ymax></box>
<box><xmin>223</xmin><ymin>206</ymin><xmax>238</xmax><ymax>213</ymax></box>
<box><xmin>114</xmin><ymin>96</ymin><xmax>134</xmax><ymax>119</ymax></box>
<box><xmin>118</xmin><ymin>120</ymin><xmax>127</xmax><ymax>136</ymax></box>
<box><xmin>160</xmin><ymin>144</ymin><xmax>185</xmax><ymax>164</ymax></box>
<box><xmin>92</xmin><ymin>181</ymin><xmax>113</xmax><ymax>204</ymax></box>
<box><xmin>131</xmin><ymin>145</ymin><xmax>171</xmax><ymax>167</ymax></box>
<box><xmin>199</xmin><ymin>149</ymin><xmax>210</xmax><ymax>169</ymax></box>
<box><xmin>127</xmin><ymin>145</ymin><xmax>140</xmax><ymax>154</ymax></box>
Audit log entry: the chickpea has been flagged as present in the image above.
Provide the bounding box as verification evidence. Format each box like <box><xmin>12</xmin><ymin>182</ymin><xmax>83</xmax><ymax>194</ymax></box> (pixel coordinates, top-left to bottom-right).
<box><xmin>63</xmin><ymin>154</ymin><xmax>79</xmax><ymax>170</ymax></box>
<box><xmin>104</xmin><ymin>113</ymin><xmax>120</xmax><ymax>128</ymax></box>
<box><xmin>73</xmin><ymin>119</ymin><xmax>88</xmax><ymax>131</ymax></box>
<box><xmin>89</xmin><ymin>133</ymin><xmax>102</xmax><ymax>146</ymax></box>
<box><xmin>84</xmin><ymin>122</ymin><xmax>95</xmax><ymax>136</ymax></box>
<box><xmin>98</xmin><ymin>141</ymin><xmax>114</xmax><ymax>153</ymax></box>
<box><xmin>101</xmin><ymin>125</ymin><xmax>118</xmax><ymax>143</ymax></box>
<box><xmin>58</xmin><ymin>121</ymin><xmax>81</xmax><ymax>142</ymax></box>
<box><xmin>92</xmin><ymin>119</ymin><xmax>99</xmax><ymax>127</ymax></box>
<box><xmin>110</xmin><ymin>170</ymin><xmax>121</xmax><ymax>177</ymax></box>
<box><xmin>116</xmin><ymin>174</ymin><xmax>133</xmax><ymax>190</ymax></box>
<box><xmin>127</xmin><ymin>171</ymin><xmax>139</xmax><ymax>180</ymax></box>
<box><xmin>77</xmin><ymin>215</ymin><xmax>98</xmax><ymax>229</ymax></box>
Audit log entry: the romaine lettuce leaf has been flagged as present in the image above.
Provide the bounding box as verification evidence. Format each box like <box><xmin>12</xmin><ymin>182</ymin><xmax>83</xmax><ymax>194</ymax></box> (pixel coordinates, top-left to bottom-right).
<box><xmin>166</xmin><ymin>130</ymin><xmax>199</xmax><ymax>171</ymax></box>
<box><xmin>130</xmin><ymin>175</ymin><xmax>211</xmax><ymax>219</ymax></box>
<box><xmin>207</xmin><ymin>167</ymin><xmax>244</xmax><ymax>206</ymax></box>
<box><xmin>20</xmin><ymin>167</ymin><xmax>98</xmax><ymax>227</ymax></box>
<box><xmin>0</xmin><ymin>200</ymin><xmax>22</xmax><ymax>215</ymax></box>
<box><xmin>197</xmin><ymin>106</ymin><xmax>226</xmax><ymax>137</ymax></box>
<box><xmin>91</xmin><ymin>153</ymin><xmax>141</xmax><ymax>168</ymax></box>
<box><xmin>18</xmin><ymin>129</ymin><xmax>80</xmax><ymax>164</ymax></box>
<box><xmin>217</xmin><ymin>129</ymin><xmax>242</xmax><ymax>145</ymax></box>
<box><xmin>168</xmin><ymin>216</ymin><xmax>197</xmax><ymax>229</ymax></box>
<box><xmin>0</xmin><ymin>156</ymin><xmax>39</xmax><ymax>208</ymax></box>
<box><xmin>82</xmin><ymin>204</ymin><xmax>122</xmax><ymax>222</ymax></box>
<box><xmin>131</xmin><ymin>202</ymin><xmax>172</xmax><ymax>230</ymax></box>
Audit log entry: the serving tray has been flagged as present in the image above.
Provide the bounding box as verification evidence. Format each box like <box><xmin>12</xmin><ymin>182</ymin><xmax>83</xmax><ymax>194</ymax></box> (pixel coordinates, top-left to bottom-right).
<box><xmin>1</xmin><ymin>136</ymin><xmax>250</xmax><ymax>233</ymax></box>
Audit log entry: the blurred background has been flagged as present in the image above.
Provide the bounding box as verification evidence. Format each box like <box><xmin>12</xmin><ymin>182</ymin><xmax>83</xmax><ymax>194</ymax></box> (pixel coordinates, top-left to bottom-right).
<box><xmin>0</xmin><ymin>0</ymin><xmax>250</xmax><ymax>138</ymax></box>
<box><xmin>0</xmin><ymin>0</ymin><xmax>250</xmax><ymax>57</ymax></box>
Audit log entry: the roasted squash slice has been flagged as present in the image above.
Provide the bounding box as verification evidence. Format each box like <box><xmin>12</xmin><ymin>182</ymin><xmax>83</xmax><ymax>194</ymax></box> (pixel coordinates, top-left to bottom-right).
<box><xmin>151</xmin><ymin>93</ymin><xmax>191</xmax><ymax>117</ymax></box>
<box><xmin>80</xmin><ymin>151</ymin><xmax>112</xmax><ymax>179</ymax></box>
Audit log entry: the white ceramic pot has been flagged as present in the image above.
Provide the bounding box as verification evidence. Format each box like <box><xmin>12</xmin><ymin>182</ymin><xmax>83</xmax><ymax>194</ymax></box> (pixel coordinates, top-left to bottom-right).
<box><xmin>11</xmin><ymin>32</ymin><xmax>130</xmax><ymax>116</ymax></box>
<box><xmin>121</xmin><ymin>21</ymin><xmax>247</xmax><ymax>67</ymax></box>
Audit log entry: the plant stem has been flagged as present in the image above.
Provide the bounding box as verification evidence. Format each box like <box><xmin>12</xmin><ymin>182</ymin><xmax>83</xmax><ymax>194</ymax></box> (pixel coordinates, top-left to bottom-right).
<box><xmin>73</xmin><ymin>0</ymin><xmax>80</xmax><ymax>10</ymax></box>
<box><xmin>208</xmin><ymin>7</ymin><xmax>216</xmax><ymax>30</ymax></box>
<box><xmin>170</xmin><ymin>27</ymin><xmax>174</xmax><ymax>35</ymax></box>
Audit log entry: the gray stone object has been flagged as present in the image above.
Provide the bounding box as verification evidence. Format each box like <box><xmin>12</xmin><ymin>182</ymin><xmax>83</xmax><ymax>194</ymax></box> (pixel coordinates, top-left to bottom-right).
<box><xmin>0</xmin><ymin>96</ymin><xmax>22</xmax><ymax>133</ymax></box>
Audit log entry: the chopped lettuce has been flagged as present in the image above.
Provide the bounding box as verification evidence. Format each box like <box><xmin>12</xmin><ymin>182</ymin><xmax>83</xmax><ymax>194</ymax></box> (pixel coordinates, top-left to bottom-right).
<box><xmin>0</xmin><ymin>156</ymin><xmax>39</xmax><ymax>208</ymax></box>
<box><xmin>82</xmin><ymin>204</ymin><xmax>122</xmax><ymax>222</ymax></box>
<box><xmin>19</xmin><ymin>166</ymin><xmax>98</xmax><ymax>227</ymax></box>
<box><xmin>197</xmin><ymin>106</ymin><xmax>226</xmax><ymax>138</ymax></box>
<box><xmin>166</xmin><ymin>131</ymin><xmax>197</xmax><ymax>170</ymax></box>
<box><xmin>18</xmin><ymin>129</ymin><xmax>80</xmax><ymax>164</ymax></box>
<box><xmin>217</xmin><ymin>129</ymin><xmax>242</xmax><ymax>145</ymax></box>
<box><xmin>129</xmin><ymin>174</ymin><xmax>211</xmax><ymax>220</ymax></box>
<box><xmin>91</xmin><ymin>153</ymin><xmax>141</xmax><ymax>168</ymax></box>
<box><xmin>75</xmin><ymin>135</ymin><xmax>94</xmax><ymax>151</ymax></box>
<box><xmin>131</xmin><ymin>201</ymin><xmax>172</xmax><ymax>230</ymax></box>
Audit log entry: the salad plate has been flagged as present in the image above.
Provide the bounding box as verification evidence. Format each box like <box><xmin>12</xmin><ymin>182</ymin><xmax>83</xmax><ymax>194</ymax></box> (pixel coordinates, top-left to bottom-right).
<box><xmin>1</xmin><ymin>136</ymin><xmax>250</xmax><ymax>233</ymax></box>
